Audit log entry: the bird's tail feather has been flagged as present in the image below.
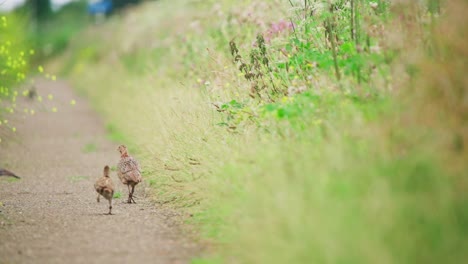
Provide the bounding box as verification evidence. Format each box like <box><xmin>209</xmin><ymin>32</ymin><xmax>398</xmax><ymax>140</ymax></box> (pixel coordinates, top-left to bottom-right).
<box><xmin>103</xmin><ymin>165</ymin><xmax>110</xmax><ymax>177</ymax></box>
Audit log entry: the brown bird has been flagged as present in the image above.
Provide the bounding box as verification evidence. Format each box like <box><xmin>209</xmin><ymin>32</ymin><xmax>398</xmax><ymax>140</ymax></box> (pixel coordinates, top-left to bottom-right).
<box><xmin>117</xmin><ymin>145</ymin><xmax>142</xmax><ymax>204</ymax></box>
<box><xmin>94</xmin><ymin>165</ymin><xmax>115</xmax><ymax>215</ymax></box>
<box><xmin>0</xmin><ymin>168</ymin><xmax>20</xmax><ymax>179</ymax></box>
<box><xmin>27</xmin><ymin>85</ymin><xmax>37</xmax><ymax>100</ymax></box>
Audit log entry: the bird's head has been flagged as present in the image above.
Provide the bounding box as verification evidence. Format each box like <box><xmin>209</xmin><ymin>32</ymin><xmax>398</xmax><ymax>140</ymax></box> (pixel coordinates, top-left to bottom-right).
<box><xmin>117</xmin><ymin>145</ymin><xmax>128</xmax><ymax>157</ymax></box>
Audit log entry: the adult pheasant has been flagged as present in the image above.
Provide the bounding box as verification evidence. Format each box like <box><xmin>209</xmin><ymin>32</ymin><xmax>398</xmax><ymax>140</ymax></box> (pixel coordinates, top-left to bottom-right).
<box><xmin>94</xmin><ymin>165</ymin><xmax>115</xmax><ymax>215</ymax></box>
<box><xmin>117</xmin><ymin>145</ymin><xmax>142</xmax><ymax>203</ymax></box>
<box><xmin>0</xmin><ymin>168</ymin><xmax>20</xmax><ymax>179</ymax></box>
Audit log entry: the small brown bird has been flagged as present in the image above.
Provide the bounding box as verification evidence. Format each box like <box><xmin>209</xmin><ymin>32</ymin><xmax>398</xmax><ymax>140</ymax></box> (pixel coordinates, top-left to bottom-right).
<box><xmin>0</xmin><ymin>168</ymin><xmax>20</xmax><ymax>179</ymax></box>
<box><xmin>27</xmin><ymin>86</ymin><xmax>37</xmax><ymax>100</ymax></box>
<box><xmin>117</xmin><ymin>145</ymin><xmax>142</xmax><ymax>204</ymax></box>
<box><xmin>94</xmin><ymin>165</ymin><xmax>115</xmax><ymax>215</ymax></box>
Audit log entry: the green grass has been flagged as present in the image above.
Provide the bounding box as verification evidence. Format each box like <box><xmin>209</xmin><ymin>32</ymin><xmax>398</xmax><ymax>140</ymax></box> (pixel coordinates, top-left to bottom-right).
<box><xmin>69</xmin><ymin>175</ymin><xmax>89</xmax><ymax>183</ymax></box>
<box><xmin>191</xmin><ymin>257</ymin><xmax>223</xmax><ymax>264</ymax></box>
<box><xmin>106</xmin><ymin>123</ymin><xmax>128</xmax><ymax>143</ymax></box>
<box><xmin>113</xmin><ymin>191</ymin><xmax>122</xmax><ymax>199</ymax></box>
<box><xmin>0</xmin><ymin>177</ymin><xmax>21</xmax><ymax>183</ymax></box>
<box><xmin>82</xmin><ymin>142</ymin><xmax>97</xmax><ymax>153</ymax></box>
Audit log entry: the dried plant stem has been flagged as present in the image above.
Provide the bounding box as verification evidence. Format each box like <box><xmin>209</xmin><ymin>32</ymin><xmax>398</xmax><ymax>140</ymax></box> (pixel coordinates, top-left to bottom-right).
<box><xmin>355</xmin><ymin>0</ymin><xmax>360</xmax><ymax>47</ymax></box>
<box><xmin>304</xmin><ymin>0</ymin><xmax>308</xmax><ymax>19</ymax></box>
<box><xmin>351</xmin><ymin>0</ymin><xmax>355</xmax><ymax>41</ymax></box>
<box><xmin>326</xmin><ymin>6</ymin><xmax>341</xmax><ymax>81</ymax></box>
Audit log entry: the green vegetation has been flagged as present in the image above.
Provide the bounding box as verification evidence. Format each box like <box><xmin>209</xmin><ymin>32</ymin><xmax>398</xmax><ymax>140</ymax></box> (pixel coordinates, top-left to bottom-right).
<box><xmin>0</xmin><ymin>15</ymin><xmax>33</xmax><ymax>142</ymax></box>
<box><xmin>82</xmin><ymin>142</ymin><xmax>98</xmax><ymax>153</ymax></box>
<box><xmin>0</xmin><ymin>177</ymin><xmax>21</xmax><ymax>183</ymax></box>
<box><xmin>0</xmin><ymin>1</ymin><xmax>76</xmax><ymax>142</ymax></box>
<box><xmin>113</xmin><ymin>191</ymin><xmax>122</xmax><ymax>199</ymax></box>
<box><xmin>69</xmin><ymin>175</ymin><xmax>89</xmax><ymax>183</ymax></box>
<box><xmin>33</xmin><ymin>1</ymin><xmax>89</xmax><ymax>60</ymax></box>
<box><xmin>43</xmin><ymin>0</ymin><xmax>467</xmax><ymax>263</ymax></box>
<box><xmin>16</xmin><ymin>0</ymin><xmax>90</xmax><ymax>60</ymax></box>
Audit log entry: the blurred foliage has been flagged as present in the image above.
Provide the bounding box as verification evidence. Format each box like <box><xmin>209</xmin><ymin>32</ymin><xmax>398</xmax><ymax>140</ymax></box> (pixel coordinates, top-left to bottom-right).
<box><xmin>0</xmin><ymin>10</ymin><xmax>63</xmax><ymax>143</ymax></box>
<box><xmin>0</xmin><ymin>15</ymin><xmax>32</xmax><ymax>141</ymax></box>
<box><xmin>30</xmin><ymin>0</ymin><xmax>53</xmax><ymax>22</ymax></box>
<box><xmin>29</xmin><ymin>0</ymin><xmax>89</xmax><ymax>60</ymax></box>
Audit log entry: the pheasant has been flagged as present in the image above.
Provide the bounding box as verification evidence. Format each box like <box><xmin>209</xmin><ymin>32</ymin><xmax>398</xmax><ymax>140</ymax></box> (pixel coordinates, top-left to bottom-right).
<box><xmin>0</xmin><ymin>168</ymin><xmax>20</xmax><ymax>179</ymax></box>
<box><xmin>94</xmin><ymin>165</ymin><xmax>115</xmax><ymax>215</ymax></box>
<box><xmin>116</xmin><ymin>145</ymin><xmax>142</xmax><ymax>203</ymax></box>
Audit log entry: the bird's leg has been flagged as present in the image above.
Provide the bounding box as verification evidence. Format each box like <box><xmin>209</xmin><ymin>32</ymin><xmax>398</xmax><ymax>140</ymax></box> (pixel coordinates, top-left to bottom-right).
<box><xmin>127</xmin><ymin>185</ymin><xmax>132</xmax><ymax>204</ymax></box>
<box><xmin>130</xmin><ymin>185</ymin><xmax>136</xmax><ymax>203</ymax></box>
<box><xmin>97</xmin><ymin>193</ymin><xmax>100</xmax><ymax>203</ymax></box>
<box><xmin>108</xmin><ymin>199</ymin><xmax>113</xmax><ymax>215</ymax></box>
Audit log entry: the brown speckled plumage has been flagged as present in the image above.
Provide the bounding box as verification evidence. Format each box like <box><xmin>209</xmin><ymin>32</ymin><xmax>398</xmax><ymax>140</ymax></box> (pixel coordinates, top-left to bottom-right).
<box><xmin>94</xmin><ymin>165</ymin><xmax>114</xmax><ymax>214</ymax></box>
<box><xmin>117</xmin><ymin>145</ymin><xmax>142</xmax><ymax>203</ymax></box>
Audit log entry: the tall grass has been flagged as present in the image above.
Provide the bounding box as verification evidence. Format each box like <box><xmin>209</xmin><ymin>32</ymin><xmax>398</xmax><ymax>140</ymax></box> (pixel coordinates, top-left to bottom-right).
<box><xmin>50</xmin><ymin>0</ymin><xmax>467</xmax><ymax>263</ymax></box>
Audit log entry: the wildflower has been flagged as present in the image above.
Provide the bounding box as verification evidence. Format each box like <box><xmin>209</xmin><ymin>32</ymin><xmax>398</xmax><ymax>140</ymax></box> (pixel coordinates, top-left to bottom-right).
<box><xmin>70</xmin><ymin>99</ymin><xmax>76</xmax><ymax>105</ymax></box>
<box><xmin>51</xmin><ymin>107</ymin><xmax>58</xmax><ymax>113</ymax></box>
<box><xmin>370</xmin><ymin>2</ymin><xmax>378</xmax><ymax>9</ymax></box>
<box><xmin>38</xmin><ymin>66</ymin><xmax>44</xmax><ymax>73</ymax></box>
<box><xmin>48</xmin><ymin>94</ymin><xmax>53</xmax><ymax>100</ymax></box>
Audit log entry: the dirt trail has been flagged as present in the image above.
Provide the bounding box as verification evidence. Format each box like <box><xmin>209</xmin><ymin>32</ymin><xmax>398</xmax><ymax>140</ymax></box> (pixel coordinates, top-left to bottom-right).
<box><xmin>0</xmin><ymin>80</ymin><xmax>199</xmax><ymax>263</ymax></box>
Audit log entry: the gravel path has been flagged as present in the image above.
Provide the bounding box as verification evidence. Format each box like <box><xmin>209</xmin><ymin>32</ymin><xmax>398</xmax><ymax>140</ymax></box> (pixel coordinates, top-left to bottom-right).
<box><xmin>0</xmin><ymin>80</ymin><xmax>199</xmax><ymax>263</ymax></box>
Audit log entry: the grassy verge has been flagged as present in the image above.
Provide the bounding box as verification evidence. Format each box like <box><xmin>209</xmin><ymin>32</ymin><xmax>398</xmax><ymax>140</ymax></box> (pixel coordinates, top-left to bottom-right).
<box><xmin>49</xmin><ymin>0</ymin><xmax>467</xmax><ymax>263</ymax></box>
